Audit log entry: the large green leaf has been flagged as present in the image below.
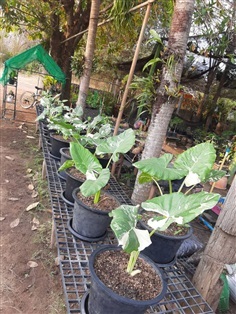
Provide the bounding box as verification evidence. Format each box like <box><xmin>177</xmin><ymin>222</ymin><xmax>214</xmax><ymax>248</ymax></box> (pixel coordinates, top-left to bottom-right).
<box><xmin>141</xmin><ymin>191</ymin><xmax>220</xmax><ymax>231</ymax></box>
<box><xmin>70</xmin><ymin>142</ymin><xmax>102</xmax><ymax>175</ymax></box>
<box><xmin>134</xmin><ymin>154</ymin><xmax>185</xmax><ymax>181</ymax></box>
<box><xmin>80</xmin><ymin>168</ymin><xmax>110</xmax><ymax>197</ymax></box>
<box><xmin>95</xmin><ymin>128</ymin><xmax>135</xmax><ymax>162</ymax></box>
<box><xmin>174</xmin><ymin>143</ymin><xmax>216</xmax><ymax>186</ymax></box>
<box><xmin>109</xmin><ymin>205</ymin><xmax>151</xmax><ymax>253</ymax></box>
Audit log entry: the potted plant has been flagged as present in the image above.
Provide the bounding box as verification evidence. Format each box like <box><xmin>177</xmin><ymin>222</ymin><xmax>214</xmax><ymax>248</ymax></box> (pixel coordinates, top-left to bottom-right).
<box><xmin>132</xmin><ymin>142</ymin><xmax>225</xmax><ymax>264</ymax></box>
<box><xmin>82</xmin><ymin>205</ymin><xmax>167</xmax><ymax>314</ymax></box>
<box><xmin>56</xmin><ymin>115</ymin><xmax>112</xmax><ymax>200</ymax></box>
<box><xmin>59</xmin><ymin>128</ymin><xmax>136</xmax><ymax>241</ymax></box>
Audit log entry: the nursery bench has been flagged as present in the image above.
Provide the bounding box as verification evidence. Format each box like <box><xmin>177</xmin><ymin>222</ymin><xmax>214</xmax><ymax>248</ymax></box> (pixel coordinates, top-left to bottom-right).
<box><xmin>36</xmin><ymin>106</ymin><xmax>215</xmax><ymax>314</ymax></box>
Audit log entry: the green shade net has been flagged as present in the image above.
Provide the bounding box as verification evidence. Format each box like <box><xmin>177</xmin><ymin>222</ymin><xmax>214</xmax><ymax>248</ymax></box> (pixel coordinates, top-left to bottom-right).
<box><xmin>0</xmin><ymin>44</ymin><xmax>66</xmax><ymax>85</ymax></box>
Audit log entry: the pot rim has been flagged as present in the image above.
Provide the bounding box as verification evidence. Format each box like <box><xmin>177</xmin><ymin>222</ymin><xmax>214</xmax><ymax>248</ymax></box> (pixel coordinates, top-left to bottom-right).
<box><xmin>72</xmin><ymin>187</ymin><xmax>119</xmax><ymax>215</ymax></box>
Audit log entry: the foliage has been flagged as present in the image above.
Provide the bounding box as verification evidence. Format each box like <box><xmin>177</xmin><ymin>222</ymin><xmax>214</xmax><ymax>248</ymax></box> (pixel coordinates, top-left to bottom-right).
<box><xmin>192</xmin><ymin>129</ymin><xmax>235</xmax><ymax>162</ymax></box>
<box><xmin>42</xmin><ymin>76</ymin><xmax>58</xmax><ymax>92</ymax></box>
<box><xmin>129</xmin><ymin>75</ymin><xmax>157</xmax><ymax>117</ymax></box>
<box><xmin>36</xmin><ymin>92</ymin><xmax>70</xmax><ymax>123</ymax></box>
<box><xmin>86</xmin><ymin>90</ymin><xmax>103</xmax><ymax>109</ymax></box>
<box><xmin>59</xmin><ymin>129</ymin><xmax>136</xmax><ymax>203</ymax></box>
<box><xmin>110</xmin><ymin>143</ymin><xmax>223</xmax><ymax>275</ymax></box>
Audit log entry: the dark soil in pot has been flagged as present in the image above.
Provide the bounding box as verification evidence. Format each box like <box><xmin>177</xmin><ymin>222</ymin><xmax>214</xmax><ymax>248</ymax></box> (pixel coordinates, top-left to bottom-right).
<box><xmin>141</xmin><ymin>211</ymin><xmax>190</xmax><ymax>237</ymax></box>
<box><xmin>94</xmin><ymin>250</ymin><xmax>163</xmax><ymax>300</ymax></box>
<box><xmin>86</xmin><ymin>245</ymin><xmax>167</xmax><ymax>314</ymax></box>
<box><xmin>71</xmin><ymin>189</ymin><xmax>120</xmax><ymax>241</ymax></box>
<box><xmin>76</xmin><ymin>190</ymin><xmax>119</xmax><ymax>212</ymax></box>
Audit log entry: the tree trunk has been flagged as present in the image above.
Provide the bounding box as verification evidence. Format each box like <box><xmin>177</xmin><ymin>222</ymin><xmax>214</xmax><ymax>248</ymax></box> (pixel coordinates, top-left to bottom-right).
<box><xmin>77</xmin><ymin>0</ymin><xmax>101</xmax><ymax>114</ymax></box>
<box><xmin>48</xmin><ymin>0</ymin><xmax>91</xmax><ymax>103</ymax></box>
<box><xmin>192</xmin><ymin>177</ymin><xmax>236</xmax><ymax>311</ymax></box>
<box><xmin>131</xmin><ymin>0</ymin><xmax>195</xmax><ymax>204</ymax></box>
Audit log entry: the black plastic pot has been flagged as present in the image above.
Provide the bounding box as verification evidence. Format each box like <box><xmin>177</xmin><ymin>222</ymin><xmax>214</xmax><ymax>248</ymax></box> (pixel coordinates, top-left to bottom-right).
<box><xmin>58</xmin><ymin>148</ymin><xmax>71</xmax><ymax>180</ymax></box>
<box><xmin>63</xmin><ymin>168</ymin><xmax>85</xmax><ymax>203</ymax></box>
<box><xmin>83</xmin><ymin>245</ymin><xmax>167</xmax><ymax>314</ymax></box>
<box><xmin>70</xmin><ymin>188</ymin><xmax>120</xmax><ymax>242</ymax></box>
<box><xmin>49</xmin><ymin>133</ymin><xmax>70</xmax><ymax>159</ymax></box>
<box><xmin>139</xmin><ymin>220</ymin><xmax>193</xmax><ymax>265</ymax></box>
<box><xmin>97</xmin><ymin>155</ymin><xmax>110</xmax><ymax>168</ymax></box>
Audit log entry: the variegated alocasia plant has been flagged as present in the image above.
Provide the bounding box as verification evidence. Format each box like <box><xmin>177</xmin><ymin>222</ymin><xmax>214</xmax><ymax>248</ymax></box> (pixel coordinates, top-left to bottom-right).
<box><xmin>109</xmin><ymin>204</ymin><xmax>151</xmax><ymax>276</ymax></box>
<box><xmin>109</xmin><ymin>143</ymin><xmax>225</xmax><ymax>276</ymax></box>
<box><xmin>133</xmin><ymin>142</ymin><xmax>225</xmax><ymax>231</ymax></box>
<box><xmin>59</xmin><ymin>128</ymin><xmax>136</xmax><ymax>203</ymax></box>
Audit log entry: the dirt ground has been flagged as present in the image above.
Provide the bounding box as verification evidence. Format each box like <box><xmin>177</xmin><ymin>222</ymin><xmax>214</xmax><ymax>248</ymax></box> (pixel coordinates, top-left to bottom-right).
<box><xmin>0</xmin><ymin>119</ymin><xmax>66</xmax><ymax>313</ymax></box>
<box><xmin>0</xmin><ymin>73</ymin><xmax>236</xmax><ymax>314</ymax></box>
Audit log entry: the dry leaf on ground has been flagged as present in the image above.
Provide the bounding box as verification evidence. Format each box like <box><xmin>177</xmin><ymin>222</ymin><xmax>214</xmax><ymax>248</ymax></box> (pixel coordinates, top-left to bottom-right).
<box><xmin>27</xmin><ymin>261</ymin><xmax>38</xmax><ymax>268</ymax></box>
<box><xmin>10</xmin><ymin>218</ymin><xmax>20</xmax><ymax>228</ymax></box>
<box><xmin>5</xmin><ymin>156</ymin><xmax>15</xmax><ymax>161</ymax></box>
<box><xmin>8</xmin><ymin>197</ymin><xmax>19</xmax><ymax>201</ymax></box>
<box><xmin>26</xmin><ymin>202</ymin><xmax>39</xmax><ymax>211</ymax></box>
<box><xmin>31</xmin><ymin>191</ymin><xmax>38</xmax><ymax>198</ymax></box>
<box><xmin>28</xmin><ymin>184</ymin><xmax>35</xmax><ymax>190</ymax></box>
<box><xmin>31</xmin><ymin>217</ymin><xmax>40</xmax><ymax>230</ymax></box>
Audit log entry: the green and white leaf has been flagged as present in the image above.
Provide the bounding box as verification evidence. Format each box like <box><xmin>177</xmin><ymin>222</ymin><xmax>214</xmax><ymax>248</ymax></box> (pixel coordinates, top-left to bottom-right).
<box><xmin>80</xmin><ymin>168</ymin><xmax>110</xmax><ymax>197</ymax></box>
<box><xmin>96</xmin><ymin>128</ymin><xmax>135</xmax><ymax>162</ymax></box>
<box><xmin>141</xmin><ymin>191</ymin><xmax>220</xmax><ymax>231</ymax></box>
<box><xmin>174</xmin><ymin>143</ymin><xmax>216</xmax><ymax>185</ymax></box>
<box><xmin>109</xmin><ymin>205</ymin><xmax>151</xmax><ymax>254</ymax></box>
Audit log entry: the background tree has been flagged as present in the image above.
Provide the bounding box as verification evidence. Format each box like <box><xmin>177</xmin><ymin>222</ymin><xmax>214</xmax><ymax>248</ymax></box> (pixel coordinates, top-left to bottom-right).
<box><xmin>76</xmin><ymin>0</ymin><xmax>101</xmax><ymax>114</ymax></box>
<box><xmin>131</xmin><ymin>0</ymin><xmax>196</xmax><ymax>204</ymax></box>
<box><xmin>0</xmin><ymin>0</ymin><xmax>92</xmax><ymax>101</ymax></box>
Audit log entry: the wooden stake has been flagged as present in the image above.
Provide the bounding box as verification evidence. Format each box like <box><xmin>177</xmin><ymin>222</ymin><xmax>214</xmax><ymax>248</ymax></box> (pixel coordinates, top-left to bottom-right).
<box><xmin>111</xmin><ymin>0</ymin><xmax>154</xmax><ymax>176</ymax></box>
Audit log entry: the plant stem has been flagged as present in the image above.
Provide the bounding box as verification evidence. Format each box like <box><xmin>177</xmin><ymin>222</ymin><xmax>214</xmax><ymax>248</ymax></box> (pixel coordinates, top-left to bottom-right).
<box><xmin>178</xmin><ymin>179</ymin><xmax>185</xmax><ymax>193</ymax></box>
<box><xmin>127</xmin><ymin>251</ymin><xmax>140</xmax><ymax>274</ymax></box>
<box><xmin>94</xmin><ymin>190</ymin><xmax>101</xmax><ymax>204</ymax></box>
<box><xmin>169</xmin><ymin>180</ymin><xmax>172</xmax><ymax>193</ymax></box>
<box><xmin>153</xmin><ymin>178</ymin><xmax>163</xmax><ymax>195</ymax></box>
<box><xmin>184</xmin><ymin>184</ymin><xmax>197</xmax><ymax>195</ymax></box>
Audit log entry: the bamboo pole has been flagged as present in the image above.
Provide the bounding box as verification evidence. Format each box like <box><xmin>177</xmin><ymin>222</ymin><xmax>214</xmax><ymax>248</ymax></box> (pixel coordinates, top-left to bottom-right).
<box><xmin>112</xmin><ymin>0</ymin><xmax>154</xmax><ymax>136</ymax></box>
<box><xmin>210</xmin><ymin>147</ymin><xmax>230</xmax><ymax>193</ymax></box>
<box><xmin>110</xmin><ymin>0</ymin><xmax>154</xmax><ymax>176</ymax></box>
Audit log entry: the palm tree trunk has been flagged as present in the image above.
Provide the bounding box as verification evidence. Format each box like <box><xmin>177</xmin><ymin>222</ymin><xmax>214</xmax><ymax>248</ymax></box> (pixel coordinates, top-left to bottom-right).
<box><xmin>77</xmin><ymin>0</ymin><xmax>101</xmax><ymax>114</ymax></box>
<box><xmin>131</xmin><ymin>0</ymin><xmax>195</xmax><ymax>204</ymax></box>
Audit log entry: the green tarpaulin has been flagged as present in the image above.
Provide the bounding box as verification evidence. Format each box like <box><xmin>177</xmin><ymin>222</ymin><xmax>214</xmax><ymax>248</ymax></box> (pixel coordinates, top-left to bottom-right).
<box><xmin>0</xmin><ymin>44</ymin><xmax>66</xmax><ymax>85</ymax></box>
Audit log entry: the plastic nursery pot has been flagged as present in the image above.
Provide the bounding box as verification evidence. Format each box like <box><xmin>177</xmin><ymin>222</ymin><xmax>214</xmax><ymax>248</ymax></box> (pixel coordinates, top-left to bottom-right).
<box><xmin>58</xmin><ymin>148</ymin><xmax>71</xmax><ymax>180</ymax></box>
<box><xmin>83</xmin><ymin>245</ymin><xmax>167</xmax><ymax>314</ymax></box>
<box><xmin>49</xmin><ymin>132</ymin><xmax>70</xmax><ymax>159</ymax></box>
<box><xmin>139</xmin><ymin>220</ymin><xmax>193</xmax><ymax>265</ymax></box>
<box><xmin>63</xmin><ymin>168</ymin><xmax>85</xmax><ymax>204</ymax></box>
<box><xmin>70</xmin><ymin>188</ymin><xmax>120</xmax><ymax>242</ymax></box>
<box><xmin>97</xmin><ymin>155</ymin><xmax>110</xmax><ymax>168</ymax></box>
